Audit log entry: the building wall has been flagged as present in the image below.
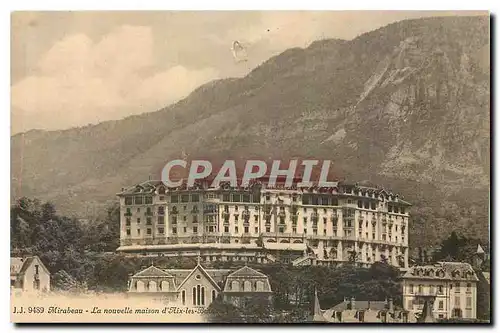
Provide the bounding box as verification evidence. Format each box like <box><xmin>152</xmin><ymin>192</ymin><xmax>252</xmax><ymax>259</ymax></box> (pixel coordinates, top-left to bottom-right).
<box><xmin>118</xmin><ymin>184</ymin><xmax>410</xmax><ymax>268</ymax></box>
<box><xmin>402</xmin><ymin>279</ymin><xmax>477</xmax><ymax>319</ymax></box>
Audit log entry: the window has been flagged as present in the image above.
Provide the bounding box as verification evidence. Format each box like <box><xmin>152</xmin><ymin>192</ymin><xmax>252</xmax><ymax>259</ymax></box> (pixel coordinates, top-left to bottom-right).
<box><xmin>135</xmin><ymin>196</ymin><xmax>143</xmax><ymax>205</ymax></box>
<box><xmin>466</xmin><ymin>297</ymin><xmax>472</xmax><ymax>308</ymax></box>
<box><xmin>183</xmin><ymin>227</ymin><xmax>187</xmax><ymax>233</ymax></box>
<box><xmin>171</xmin><ymin>195</ymin><xmax>179</xmax><ymax>203</ymax></box>
<box><xmin>266</xmin><ymin>227</ymin><xmax>270</xmax><ymax>232</ymax></box>
<box><xmin>125</xmin><ymin>197</ymin><xmax>133</xmax><ymax>205</ymax></box>
<box><xmin>158</xmin><ymin>228</ymin><xmax>164</xmax><ymax>234</ymax></box>
<box><xmin>126</xmin><ymin>229</ymin><xmax>131</xmax><ymax>236</ymax></box>
<box><xmin>466</xmin><ymin>283</ymin><xmax>471</xmax><ymax>293</ymax></box>
<box><xmin>157</xmin><ymin>216</ymin><xmax>164</xmax><ymax>224</ymax></box>
<box><xmin>454</xmin><ymin>296</ymin><xmax>461</xmax><ymax>307</ymax></box>
<box><xmin>191</xmin><ymin>194</ymin><xmax>199</xmax><ymax>202</ymax></box>
<box><xmin>438</xmin><ymin>285</ymin><xmax>444</xmax><ymax>295</ymax></box>
<box><xmin>212</xmin><ymin>290</ymin><xmax>216</xmax><ymax>302</ymax></box>
<box><xmin>137</xmin><ymin>218</ymin><xmax>141</xmax><ymax>223</ymax></box>
<box><xmin>181</xmin><ymin>290</ymin><xmax>186</xmax><ymax>305</ymax></box>
<box><xmin>145</xmin><ymin>196</ymin><xmax>153</xmax><ymax>204</ymax></box>
<box><xmin>455</xmin><ymin>283</ymin><xmax>460</xmax><ymax>293</ymax></box>
<box><xmin>147</xmin><ymin>228</ymin><xmax>152</xmax><ymax>235</ymax></box>
<box><xmin>409</xmin><ymin>284</ymin><xmax>414</xmax><ymax>293</ymax></box>
<box><xmin>137</xmin><ymin>229</ymin><xmax>141</xmax><ymax>235</ymax></box>
<box><xmin>235</xmin><ymin>226</ymin><xmax>239</xmax><ymax>233</ymax></box>
<box><xmin>35</xmin><ymin>265</ymin><xmax>39</xmax><ymax>274</ymax></box>
<box><xmin>172</xmin><ymin>227</ymin><xmax>177</xmax><ymax>234</ymax></box>
<box><xmin>255</xmin><ymin>227</ymin><xmax>258</xmax><ymax>233</ymax></box>
<box><xmin>438</xmin><ymin>301</ymin><xmax>444</xmax><ymax>310</ymax></box>
<box><xmin>224</xmin><ymin>226</ymin><xmax>229</xmax><ymax>233</ymax></box>
<box><xmin>181</xmin><ymin>195</ymin><xmax>190</xmax><ymax>203</ymax></box>
<box><xmin>193</xmin><ymin>226</ymin><xmax>198</xmax><ymax>233</ymax></box>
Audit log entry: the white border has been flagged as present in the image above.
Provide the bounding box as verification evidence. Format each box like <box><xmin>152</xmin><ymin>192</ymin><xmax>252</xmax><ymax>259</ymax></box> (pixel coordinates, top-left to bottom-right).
<box><xmin>2</xmin><ymin>1</ymin><xmax>498</xmax><ymax>332</ymax></box>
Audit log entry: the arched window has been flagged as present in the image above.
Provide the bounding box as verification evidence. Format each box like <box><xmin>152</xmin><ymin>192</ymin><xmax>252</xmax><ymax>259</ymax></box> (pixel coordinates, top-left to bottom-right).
<box><xmin>231</xmin><ymin>280</ymin><xmax>240</xmax><ymax>291</ymax></box>
<box><xmin>161</xmin><ymin>280</ymin><xmax>169</xmax><ymax>291</ymax></box>
<box><xmin>181</xmin><ymin>290</ymin><xmax>186</xmax><ymax>305</ymax></box>
<box><xmin>159</xmin><ymin>186</ymin><xmax>166</xmax><ymax>195</ymax></box>
<box><xmin>192</xmin><ymin>287</ymin><xmax>196</xmax><ymax>305</ymax></box>
<box><xmin>148</xmin><ymin>280</ymin><xmax>157</xmax><ymax>292</ymax></box>
<box><xmin>212</xmin><ymin>290</ymin><xmax>216</xmax><ymax>302</ymax></box>
<box><xmin>452</xmin><ymin>308</ymin><xmax>463</xmax><ymax>318</ymax></box>
<box><xmin>197</xmin><ymin>285</ymin><xmax>201</xmax><ymax>306</ymax></box>
<box><xmin>256</xmin><ymin>281</ymin><xmax>265</xmax><ymax>291</ymax></box>
<box><xmin>244</xmin><ymin>280</ymin><xmax>252</xmax><ymax>291</ymax></box>
<box><xmin>201</xmin><ymin>287</ymin><xmax>205</xmax><ymax>306</ymax></box>
<box><xmin>136</xmin><ymin>280</ymin><xmax>145</xmax><ymax>292</ymax></box>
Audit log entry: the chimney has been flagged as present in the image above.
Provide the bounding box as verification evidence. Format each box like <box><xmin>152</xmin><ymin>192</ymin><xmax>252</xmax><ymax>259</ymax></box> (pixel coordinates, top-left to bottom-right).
<box><xmin>350</xmin><ymin>297</ymin><xmax>355</xmax><ymax>309</ymax></box>
<box><xmin>388</xmin><ymin>298</ymin><xmax>394</xmax><ymax>313</ymax></box>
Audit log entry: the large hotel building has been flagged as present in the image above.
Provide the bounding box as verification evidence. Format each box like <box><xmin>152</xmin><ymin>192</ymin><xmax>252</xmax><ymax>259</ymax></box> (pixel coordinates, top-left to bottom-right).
<box><xmin>116</xmin><ymin>179</ymin><xmax>411</xmax><ymax>268</ymax></box>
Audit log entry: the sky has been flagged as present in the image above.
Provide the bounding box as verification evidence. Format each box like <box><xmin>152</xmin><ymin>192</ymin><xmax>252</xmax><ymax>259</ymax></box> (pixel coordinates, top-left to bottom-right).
<box><xmin>10</xmin><ymin>11</ymin><xmax>486</xmax><ymax>134</ymax></box>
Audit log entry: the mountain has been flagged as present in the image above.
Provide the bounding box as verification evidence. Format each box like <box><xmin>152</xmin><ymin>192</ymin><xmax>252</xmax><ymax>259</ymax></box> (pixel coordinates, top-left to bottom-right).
<box><xmin>11</xmin><ymin>16</ymin><xmax>490</xmax><ymax>247</ymax></box>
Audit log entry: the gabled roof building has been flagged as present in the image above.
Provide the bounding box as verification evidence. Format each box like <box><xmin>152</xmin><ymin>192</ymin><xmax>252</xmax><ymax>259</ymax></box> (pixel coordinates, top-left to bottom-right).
<box><xmin>128</xmin><ymin>263</ymin><xmax>272</xmax><ymax>308</ymax></box>
<box><xmin>10</xmin><ymin>256</ymin><xmax>51</xmax><ymax>293</ymax></box>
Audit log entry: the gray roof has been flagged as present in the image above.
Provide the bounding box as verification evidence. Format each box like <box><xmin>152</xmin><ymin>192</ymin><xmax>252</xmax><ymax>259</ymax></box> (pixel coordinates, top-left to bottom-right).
<box><xmin>226</xmin><ymin>266</ymin><xmax>267</xmax><ymax>278</ymax></box>
<box><xmin>10</xmin><ymin>256</ymin><xmax>47</xmax><ymax>276</ymax></box>
<box><xmin>403</xmin><ymin>262</ymin><xmax>479</xmax><ymax>281</ymax></box>
<box><xmin>331</xmin><ymin>300</ymin><xmax>388</xmax><ymax>311</ymax></box>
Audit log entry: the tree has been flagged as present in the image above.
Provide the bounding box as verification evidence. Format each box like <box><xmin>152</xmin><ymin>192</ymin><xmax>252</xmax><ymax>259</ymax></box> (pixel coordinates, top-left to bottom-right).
<box><xmin>206</xmin><ymin>296</ymin><xmax>244</xmax><ymax>323</ymax></box>
<box><xmin>380</xmin><ymin>254</ymin><xmax>389</xmax><ymax>265</ymax></box>
<box><xmin>432</xmin><ymin>231</ymin><xmax>486</xmax><ymax>264</ymax></box>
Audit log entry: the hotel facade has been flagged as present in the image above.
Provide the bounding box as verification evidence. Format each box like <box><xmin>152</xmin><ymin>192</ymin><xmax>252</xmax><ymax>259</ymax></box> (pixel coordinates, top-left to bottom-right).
<box><xmin>116</xmin><ymin>179</ymin><xmax>411</xmax><ymax>268</ymax></box>
<box><xmin>401</xmin><ymin>262</ymin><xmax>479</xmax><ymax>320</ymax></box>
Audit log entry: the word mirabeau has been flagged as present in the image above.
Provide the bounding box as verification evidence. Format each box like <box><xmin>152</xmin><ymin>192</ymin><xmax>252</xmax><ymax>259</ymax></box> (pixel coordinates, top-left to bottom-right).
<box><xmin>161</xmin><ymin>159</ymin><xmax>337</xmax><ymax>188</ymax></box>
